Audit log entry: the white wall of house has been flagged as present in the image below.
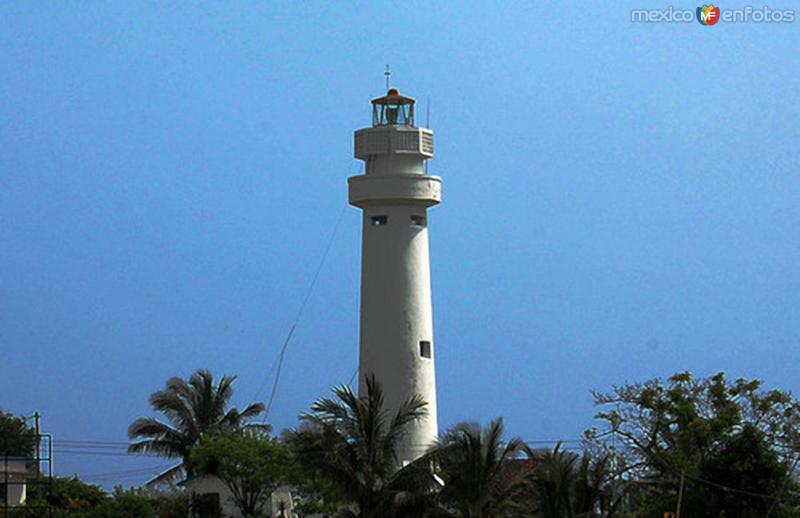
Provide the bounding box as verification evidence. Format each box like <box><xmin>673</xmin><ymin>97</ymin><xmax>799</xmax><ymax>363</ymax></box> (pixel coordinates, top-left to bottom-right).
<box><xmin>1</xmin><ymin>459</ymin><xmax>32</xmax><ymax>506</ymax></box>
<box><xmin>183</xmin><ymin>474</ymin><xmax>296</xmax><ymax>517</ymax></box>
<box><xmin>5</xmin><ymin>481</ymin><xmax>26</xmax><ymax>507</ymax></box>
<box><xmin>270</xmin><ymin>485</ymin><xmax>294</xmax><ymax>517</ymax></box>
<box><xmin>184</xmin><ymin>475</ymin><xmax>239</xmax><ymax>517</ymax></box>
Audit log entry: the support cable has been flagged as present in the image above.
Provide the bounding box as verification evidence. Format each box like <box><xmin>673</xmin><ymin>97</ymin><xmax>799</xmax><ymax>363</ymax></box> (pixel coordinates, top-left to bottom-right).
<box><xmin>259</xmin><ymin>203</ymin><xmax>348</xmax><ymax>420</ymax></box>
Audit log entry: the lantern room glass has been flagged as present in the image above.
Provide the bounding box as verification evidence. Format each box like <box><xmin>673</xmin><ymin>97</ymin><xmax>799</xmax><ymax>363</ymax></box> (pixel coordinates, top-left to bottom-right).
<box><xmin>372</xmin><ymin>92</ymin><xmax>415</xmax><ymax>127</ymax></box>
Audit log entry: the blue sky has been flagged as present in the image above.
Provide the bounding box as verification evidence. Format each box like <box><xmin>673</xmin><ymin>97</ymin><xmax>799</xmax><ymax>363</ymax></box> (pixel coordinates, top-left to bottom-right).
<box><xmin>1</xmin><ymin>1</ymin><xmax>798</xmax><ymax>487</ymax></box>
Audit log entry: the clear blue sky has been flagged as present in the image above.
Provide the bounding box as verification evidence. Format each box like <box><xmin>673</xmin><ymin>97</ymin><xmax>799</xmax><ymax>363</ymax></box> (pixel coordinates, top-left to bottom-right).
<box><xmin>1</xmin><ymin>1</ymin><xmax>798</xmax><ymax>487</ymax></box>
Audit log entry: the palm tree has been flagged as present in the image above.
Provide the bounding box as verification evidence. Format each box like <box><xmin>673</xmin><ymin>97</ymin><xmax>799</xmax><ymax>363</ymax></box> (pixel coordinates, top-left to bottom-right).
<box><xmin>525</xmin><ymin>443</ymin><xmax>609</xmax><ymax>518</ymax></box>
<box><xmin>128</xmin><ymin>369</ymin><xmax>265</xmax><ymax>482</ymax></box>
<box><xmin>430</xmin><ymin>418</ymin><xmax>529</xmax><ymax>518</ymax></box>
<box><xmin>287</xmin><ymin>374</ymin><xmax>436</xmax><ymax>518</ymax></box>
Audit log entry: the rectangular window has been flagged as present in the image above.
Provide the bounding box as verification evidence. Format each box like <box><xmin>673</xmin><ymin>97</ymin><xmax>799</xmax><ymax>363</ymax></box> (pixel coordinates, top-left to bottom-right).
<box><xmin>419</xmin><ymin>340</ymin><xmax>432</xmax><ymax>359</ymax></box>
<box><xmin>371</xmin><ymin>215</ymin><xmax>388</xmax><ymax>226</ymax></box>
<box><xmin>410</xmin><ymin>215</ymin><xmax>426</xmax><ymax>227</ymax></box>
<box><xmin>0</xmin><ymin>483</ymin><xmax>6</xmax><ymax>505</ymax></box>
<box><xmin>193</xmin><ymin>492</ymin><xmax>221</xmax><ymax>518</ymax></box>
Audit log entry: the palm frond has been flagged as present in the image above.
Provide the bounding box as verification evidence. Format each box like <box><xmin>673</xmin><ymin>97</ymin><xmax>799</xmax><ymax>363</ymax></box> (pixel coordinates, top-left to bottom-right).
<box><xmin>289</xmin><ymin>375</ymin><xmax>431</xmax><ymax>516</ymax></box>
<box><xmin>432</xmin><ymin>417</ymin><xmax>530</xmax><ymax>517</ymax></box>
<box><xmin>149</xmin><ymin>387</ymin><xmax>198</xmax><ymax>439</ymax></box>
<box><xmin>128</xmin><ymin>439</ymin><xmax>184</xmax><ymax>458</ymax></box>
<box><xmin>239</xmin><ymin>402</ymin><xmax>266</xmax><ymax>419</ymax></box>
<box><xmin>127</xmin><ymin>417</ymin><xmax>186</xmax><ymax>444</ymax></box>
<box><xmin>387</xmin><ymin>394</ymin><xmax>428</xmax><ymax>441</ymax></box>
<box><xmin>128</xmin><ymin>369</ymin><xmax>266</xmax><ymax>469</ymax></box>
<box><xmin>309</xmin><ymin>396</ymin><xmax>351</xmax><ymax>421</ymax></box>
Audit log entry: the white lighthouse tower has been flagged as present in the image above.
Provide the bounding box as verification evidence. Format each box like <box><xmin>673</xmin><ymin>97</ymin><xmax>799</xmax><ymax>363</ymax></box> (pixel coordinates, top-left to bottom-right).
<box><xmin>348</xmin><ymin>87</ymin><xmax>441</xmax><ymax>464</ymax></box>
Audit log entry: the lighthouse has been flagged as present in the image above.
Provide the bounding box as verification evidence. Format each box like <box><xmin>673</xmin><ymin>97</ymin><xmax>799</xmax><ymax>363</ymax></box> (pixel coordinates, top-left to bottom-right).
<box><xmin>348</xmin><ymin>87</ymin><xmax>441</xmax><ymax>463</ymax></box>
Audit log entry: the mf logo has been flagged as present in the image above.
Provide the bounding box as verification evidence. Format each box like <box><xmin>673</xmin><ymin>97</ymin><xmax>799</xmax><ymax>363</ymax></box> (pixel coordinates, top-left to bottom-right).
<box><xmin>697</xmin><ymin>4</ymin><xmax>721</xmax><ymax>25</ymax></box>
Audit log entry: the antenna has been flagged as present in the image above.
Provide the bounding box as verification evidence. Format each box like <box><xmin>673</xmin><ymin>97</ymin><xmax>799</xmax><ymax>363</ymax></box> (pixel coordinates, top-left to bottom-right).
<box><xmin>384</xmin><ymin>65</ymin><xmax>391</xmax><ymax>90</ymax></box>
<box><xmin>426</xmin><ymin>96</ymin><xmax>431</xmax><ymax>128</ymax></box>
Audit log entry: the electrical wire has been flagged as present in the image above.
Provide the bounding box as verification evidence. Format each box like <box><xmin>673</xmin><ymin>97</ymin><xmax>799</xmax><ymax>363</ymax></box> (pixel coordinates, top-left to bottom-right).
<box><xmin>58</xmin><ymin>450</ymin><xmax>141</xmax><ymax>457</ymax></box>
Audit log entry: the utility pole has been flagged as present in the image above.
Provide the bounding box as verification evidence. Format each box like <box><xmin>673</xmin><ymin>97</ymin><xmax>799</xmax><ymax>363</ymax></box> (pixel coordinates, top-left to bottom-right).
<box><xmin>675</xmin><ymin>471</ymin><xmax>685</xmax><ymax>518</ymax></box>
<box><xmin>34</xmin><ymin>411</ymin><xmax>41</xmax><ymax>479</ymax></box>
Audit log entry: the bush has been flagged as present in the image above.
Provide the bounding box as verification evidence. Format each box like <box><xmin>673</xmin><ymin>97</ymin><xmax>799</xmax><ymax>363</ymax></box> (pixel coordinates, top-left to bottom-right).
<box><xmin>148</xmin><ymin>490</ymin><xmax>191</xmax><ymax>518</ymax></box>
<box><xmin>91</xmin><ymin>486</ymin><xmax>155</xmax><ymax>518</ymax></box>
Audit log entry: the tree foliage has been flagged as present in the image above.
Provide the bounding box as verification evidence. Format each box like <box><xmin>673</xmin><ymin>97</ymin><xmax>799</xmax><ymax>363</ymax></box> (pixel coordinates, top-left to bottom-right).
<box><xmin>431</xmin><ymin>418</ymin><xmax>528</xmax><ymax>518</ymax></box>
<box><xmin>26</xmin><ymin>475</ymin><xmax>105</xmax><ymax>515</ymax></box>
<box><xmin>21</xmin><ymin>478</ymin><xmax>190</xmax><ymax>518</ymax></box>
<box><xmin>22</xmin><ymin>477</ymin><xmax>140</xmax><ymax>518</ymax></box>
<box><xmin>287</xmin><ymin>374</ymin><xmax>436</xmax><ymax>518</ymax></box>
<box><xmin>191</xmin><ymin>430</ymin><xmax>298</xmax><ymax>517</ymax></box>
<box><xmin>91</xmin><ymin>486</ymin><xmax>157</xmax><ymax>518</ymax></box>
<box><xmin>127</xmin><ymin>369</ymin><xmax>266</xmax><ymax>482</ymax></box>
<box><xmin>587</xmin><ymin>371</ymin><xmax>800</xmax><ymax>517</ymax></box>
<box><xmin>0</xmin><ymin>411</ymin><xmax>36</xmax><ymax>457</ymax></box>
<box><xmin>525</xmin><ymin>444</ymin><xmax>611</xmax><ymax>518</ymax></box>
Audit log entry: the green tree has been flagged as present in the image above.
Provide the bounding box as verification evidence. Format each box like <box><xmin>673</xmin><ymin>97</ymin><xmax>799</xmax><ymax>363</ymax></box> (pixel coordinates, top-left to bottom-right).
<box><xmin>24</xmin><ymin>476</ymin><xmax>106</xmax><ymax>518</ymax></box>
<box><xmin>0</xmin><ymin>411</ymin><xmax>36</xmax><ymax>457</ymax></box>
<box><xmin>128</xmin><ymin>369</ymin><xmax>266</xmax><ymax>482</ymax></box>
<box><xmin>290</xmin><ymin>476</ymin><xmax>340</xmax><ymax>518</ymax></box>
<box><xmin>588</xmin><ymin>371</ymin><xmax>800</xmax><ymax>517</ymax></box>
<box><xmin>287</xmin><ymin>375</ymin><xmax>436</xmax><ymax>518</ymax></box>
<box><xmin>191</xmin><ymin>430</ymin><xmax>297</xmax><ymax>517</ymax></box>
<box><xmin>24</xmin><ymin>478</ymin><xmax>161</xmax><ymax>518</ymax></box>
<box><xmin>431</xmin><ymin>418</ymin><xmax>528</xmax><ymax>518</ymax></box>
<box><xmin>146</xmin><ymin>490</ymin><xmax>191</xmax><ymax>518</ymax></box>
<box><xmin>695</xmin><ymin>424</ymin><xmax>792</xmax><ymax>517</ymax></box>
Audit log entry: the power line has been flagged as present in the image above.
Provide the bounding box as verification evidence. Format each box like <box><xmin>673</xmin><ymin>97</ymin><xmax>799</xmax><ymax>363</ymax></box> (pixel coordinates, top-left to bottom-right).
<box><xmin>54</xmin><ymin>443</ymin><xmax>128</xmax><ymax>450</ymax></box>
<box><xmin>682</xmin><ymin>471</ymin><xmax>795</xmax><ymax>501</ymax></box>
<box><xmin>55</xmin><ymin>440</ymin><xmax>129</xmax><ymax>446</ymax></box>
<box><xmin>766</xmin><ymin>454</ymin><xmax>800</xmax><ymax>517</ymax></box>
<box><xmin>58</xmin><ymin>450</ymin><xmax>143</xmax><ymax>457</ymax></box>
<box><xmin>622</xmin><ymin>442</ymin><xmax>800</xmax><ymax>503</ymax></box>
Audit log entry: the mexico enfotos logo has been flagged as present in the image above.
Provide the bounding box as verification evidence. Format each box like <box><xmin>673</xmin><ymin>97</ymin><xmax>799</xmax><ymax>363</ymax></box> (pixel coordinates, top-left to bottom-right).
<box><xmin>697</xmin><ymin>4</ymin><xmax>721</xmax><ymax>24</ymax></box>
<box><xmin>631</xmin><ymin>5</ymin><xmax>795</xmax><ymax>24</ymax></box>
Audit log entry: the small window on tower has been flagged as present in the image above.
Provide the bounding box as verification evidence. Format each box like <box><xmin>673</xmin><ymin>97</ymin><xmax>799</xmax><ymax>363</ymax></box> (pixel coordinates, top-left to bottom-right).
<box><xmin>419</xmin><ymin>340</ymin><xmax>432</xmax><ymax>359</ymax></box>
<box><xmin>371</xmin><ymin>215</ymin><xmax>388</xmax><ymax>226</ymax></box>
<box><xmin>410</xmin><ymin>215</ymin><xmax>426</xmax><ymax>227</ymax></box>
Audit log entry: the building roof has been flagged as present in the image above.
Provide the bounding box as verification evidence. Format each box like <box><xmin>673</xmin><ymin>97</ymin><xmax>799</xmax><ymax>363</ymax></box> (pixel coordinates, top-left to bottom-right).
<box><xmin>143</xmin><ymin>464</ymin><xmax>185</xmax><ymax>489</ymax></box>
<box><xmin>498</xmin><ymin>458</ymin><xmax>538</xmax><ymax>490</ymax></box>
